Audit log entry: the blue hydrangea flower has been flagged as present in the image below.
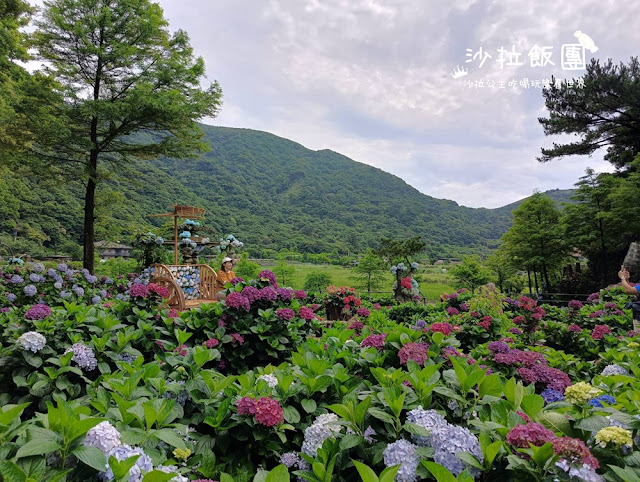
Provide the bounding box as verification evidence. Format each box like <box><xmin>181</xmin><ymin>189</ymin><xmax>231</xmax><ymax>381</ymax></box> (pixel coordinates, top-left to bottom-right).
<box><xmin>431</xmin><ymin>424</ymin><xmax>483</xmax><ymax>478</ymax></box>
<box><xmin>73</xmin><ymin>286</ymin><xmax>85</xmax><ymax>297</ymax></box>
<box><xmin>397</xmin><ymin>263</ymin><xmax>406</xmax><ymax>271</ymax></box>
<box><xmin>383</xmin><ymin>439</ymin><xmax>419</xmax><ymax>482</ymax></box>
<box><xmin>92</xmin><ymin>296</ymin><xmax>101</xmax><ymax>304</ymax></box>
<box><xmin>23</xmin><ymin>285</ymin><xmax>37</xmax><ymax>297</ymax></box>
<box><xmin>9</xmin><ymin>275</ymin><xmax>23</xmax><ymax>284</ymax></box>
<box><xmin>85</xmin><ymin>275</ymin><xmax>98</xmax><ymax>284</ymax></box>
<box><xmin>54</xmin><ymin>282</ymin><xmax>63</xmax><ymax>290</ymax></box>
<box><xmin>589</xmin><ymin>395</ymin><xmax>616</xmax><ymax>407</ymax></box>
<box><xmin>406</xmin><ymin>406</ymin><xmax>448</xmax><ymax>446</ymax></box>
<box><xmin>601</xmin><ymin>364</ymin><xmax>628</xmax><ymax>377</ymax></box>
<box><xmin>156</xmin><ymin>465</ymin><xmax>188</xmax><ymax>482</ymax></box>
<box><xmin>103</xmin><ymin>445</ymin><xmax>152</xmax><ymax>482</ymax></box>
<box><xmin>29</xmin><ymin>273</ymin><xmax>41</xmax><ymax>282</ymax></box>
<box><xmin>57</xmin><ymin>263</ymin><xmax>68</xmax><ymax>271</ymax></box>
<box><xmin>7</xmin><ymin>293</ymin><xmax>16</xmax><ymax>303</ymax></box>
<box><xmin>541</xmin><ymin>388</ymin><xmax>565</xmax><ymax>405</ymax></box>
<box><xmin>155</xmin><ymin>237</ymin><xmax>165</xmax><ymax>244</ymax></box>
<box><xmin>411</xmin><ymin>262</ymin><xmax>419</xmax><ymax>270</ymax></box>
<box><xmin>60</xmin><ymin>291</ymin><xmax>70</xmax><ymax>299</ymax></box>
<box><xmin>47</xmin><ymin>268</ymin><xmax>57</xmax><ymax>277</ymax></box>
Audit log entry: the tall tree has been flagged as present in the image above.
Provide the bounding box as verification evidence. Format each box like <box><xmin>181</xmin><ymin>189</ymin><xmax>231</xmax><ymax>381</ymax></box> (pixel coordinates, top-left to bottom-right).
<box><xmin>538</xmin><ymin>57</ymin><xmax>640</xmax><ymax>168</ymax></box>
<box><xmin>561</xmin><ymin>168</ymin><xmax>618</xmax><ymax>284</ymax></box>
<box><xmin>30</xmin><ymin>0</ymin><xmax>222</xmax><ymax>272</ymax></box>
<box><xmin>500</xmin><ymin>193</ymin><xmax>568</xmax><ymax>290</ymax></box>
<box><xmin>352</xmin><ymin>249</ymin><xmax>385</xmax><ymax>297</ymax></box>
<box><xmin>450</xmin><ymin>255</ymin><xmax>491</xmax><ymax>294</ymax></box>
<box><xmin>486</xmin><ymin>246</ymin><xmax>517</xmax><ymax>293</ymax></box>
<box><xmin>0</xmin><ymin>0</ymin><xmax>61</xmax><ymax>156</ymax></box>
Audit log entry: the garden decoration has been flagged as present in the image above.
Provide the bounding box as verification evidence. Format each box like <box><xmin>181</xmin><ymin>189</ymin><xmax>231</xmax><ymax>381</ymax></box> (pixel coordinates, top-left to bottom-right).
<box><xmin>391</xmin><ymin>261</ymin><xmax>421</xmax><ymax>302</ymax></box>
<box><xmin>148</xmin><ymin>203</ymin><xmax>207</xmax><ymax>264</ymax></box>
<box><xmin>145</xmin><ymin>263</ymin><xmax>217</xmax><ymax>311</ymax></box>
<box><xmin>324</xmin><ymin>285</ymin><xmax>363</xmax><ymax>321</ymax></box>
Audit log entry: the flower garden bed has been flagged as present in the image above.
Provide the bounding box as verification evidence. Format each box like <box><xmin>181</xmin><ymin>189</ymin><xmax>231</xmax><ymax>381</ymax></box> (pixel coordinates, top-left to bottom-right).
<box><xmin>2</xmin><ymin>262</ymin><xmax>640</xmax><ymax>481</ymax></box>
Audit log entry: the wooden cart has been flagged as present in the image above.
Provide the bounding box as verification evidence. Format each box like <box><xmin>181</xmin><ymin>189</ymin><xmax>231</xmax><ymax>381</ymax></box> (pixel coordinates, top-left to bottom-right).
<box><xmin>149</xmin><ymin>263</ymin><xmax>218</xmax><ymax>311</ymax></box>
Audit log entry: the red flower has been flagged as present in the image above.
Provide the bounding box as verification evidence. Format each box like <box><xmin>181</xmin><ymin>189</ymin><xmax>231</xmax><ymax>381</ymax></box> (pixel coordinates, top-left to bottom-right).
<box><xmin>148</xmin><ymin>283</ymin><xmax>170</xmax><ymax>299</ymax></box>
<box><xmin>254</xmin><ymin>397</ymin><xmax>283</xmax><ymax>427</ymax></box>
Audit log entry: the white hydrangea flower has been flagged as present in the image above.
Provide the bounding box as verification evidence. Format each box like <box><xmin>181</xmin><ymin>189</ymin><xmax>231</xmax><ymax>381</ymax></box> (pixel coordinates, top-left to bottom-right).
<box><xmin>301</xmin><ymin>413</ymin><xmax>342</xmax><ymax>457</ymax></box>
<box><xmin>156</xmin><ymin>465</ymin><xmax>189</xmax><ymax>482</ymax></box>
<box><xmin>601</xmin><ymin>364</ymin><xmax>628</xmax><ymax>377</ymax></box>
<box><xmin>84</xmin><ymin>421</ymin><xmax>121</xmax><ymax>454</ymax></box>
<box><xmin>17</xmin><ymin>332</ymin><xmax>47</xmax><ymax>352</ymax></box>
<box><xmin>257</xmin><ymin>374</ymin><xmax>278</xmax><ymax>388</ymax></box>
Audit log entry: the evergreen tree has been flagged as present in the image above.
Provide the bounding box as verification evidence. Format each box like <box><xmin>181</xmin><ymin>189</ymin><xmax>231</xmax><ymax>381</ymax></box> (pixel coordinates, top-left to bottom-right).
<box><xmin>30</xmin><ymin>0</ymin><xmax>222</xmax><ymax>272</ymax></box>
<box><xmin>450</xmin><ymin>255</ymin><xmax>491</xmax><ymax>293</ymax></box>
<box><xmin>500</xmin><ymin>193</ymin><xmax>568</xmax><ymax>290</ymax></box>
<box><xmin>538</xmin><ymin>57</ymin><xmax>640</xmax><ymax>168</ymax></box>
<box><xmin>352</xmin><ymin>249</ymin><xmax>385</xmax><ymax>297</ymax></box>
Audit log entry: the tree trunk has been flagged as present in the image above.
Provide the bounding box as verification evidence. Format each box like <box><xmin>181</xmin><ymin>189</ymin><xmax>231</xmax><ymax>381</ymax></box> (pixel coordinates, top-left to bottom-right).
<box><xmin>527</xmin><ymin>270</ymin><xmax>532</xmax><ymax>294</ymax></box>
<box><xmin>83</xmin><ymin>169</ymin><xmax>96</xmax><ymax>274</ymax></box>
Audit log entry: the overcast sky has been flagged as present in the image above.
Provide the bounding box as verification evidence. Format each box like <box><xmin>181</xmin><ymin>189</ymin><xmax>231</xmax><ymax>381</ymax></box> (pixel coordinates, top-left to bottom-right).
<box><xmin>31</xmin><ymin>0</ymin><xmax>637</xmax><ymax>208</ymax></box>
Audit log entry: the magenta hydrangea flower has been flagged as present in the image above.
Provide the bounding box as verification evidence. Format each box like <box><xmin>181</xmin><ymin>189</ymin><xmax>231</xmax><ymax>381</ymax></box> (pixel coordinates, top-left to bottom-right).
<box><xmin>258</xmin><ymin>270</ymin><xmax>277</xmax><ymax>286</ymax></box>
<box><xmin>446</xmin><ymin>307</ymin><xmax>459</xmax><ymax>316</ymax></box>
<box><xmin>231</xmin><ymin>333</ymin><xmax>244</xmax><ymax>345</ymax></box>
<box><xmin>129</xmin><ymin>283</ymin><xmax>149</xmax><ymax>298</ymax></box>
<box><xmin>348</xmin><ymin>321</ymin><xmax>365</xmax><ymax>331</ymax></box>
<box><xmin>298</xmin><ymin>307</ymin><xmax>315</xmax><ymax>320</ymax></box>
<box><xmin>24</xmin><ymin>304</ymin><xmax>51</xmax><ymax>320</ymax></box>
<box><xmin>506</xmin><ymin>423</ymin><xmax>557</xmax><ymax>449</ymax></box>
<box><xmin>356</xmin><ymin>307</ymin><xmax>371</xmax><ymax>317</ymax></box>
<box><xmin>568</xmin><ymin>324</ymin><xmax>582</xmax><ymax>333</ymax></box>
<box><xmin>592</xmin><ymin>324</ymin><xmax>611</xmax><ymax>340</ymax></box>
<box><xmin>361</xmin><ymin>333</ymin><xmax>387</xmax><ymax>349</ymax></box>
<box><xmin>587</xmin><ymin>292</ymin><xmax>600</xmax><ymax>302</ymax></box>
<box><xmin>276</xmin><ymin>308</ymin><xmax>295</xmax><ymax>321</ymax></box>
<box><xmin>205</xmin><ymin>338</ymin><xmax>219</xmax><ymax>348</ymax></box>
<box><xmin>429</xmin><ymin>322</ymin><xmax>454</xmax><ymax>336</ymax></box>
<box><xmin>237</xmin><ymin>396</ymin><xmax>257</xmax><ymax>415</ymax></box>
<box><xmin>568</xmin><ymin>300</ymin><xmax>584</xmax><ymax>310</ymax></box>
<box><xmin>258</xmin><ymin>286</ymin><xmax>278</xmax><ymax>302</ymax></box>
<box><xmin>398</xmin><ymin>342</ymin><xmax>429</xmax><ymax>366</ymax></box>
<box><xmin>277</xmin><ymin>288</ymin><xmax>293</xmax><ymax>302</ymax></box>
<box><xmin>225</xmin><ymin>292</ymin><xmax>250</xmax><ymax>311</ymax></box>
<box><xmin>230</xmin><ymin>277</ymin><xmax>245</xmax><ymax>285</ymax></box>
<box><xmin>148</xmin><ymin>283</ymin><xmax>170</xmax><ymax>299</ymax></box>
<box><xmin>508</xmin><ymin>327</ymin><xmax>523</xmax><ymax>335</ymax></box>
<box><xmin>294</xmin><ymin>290</ymin><xmax>307</xmax><ymax>300</ymax></box>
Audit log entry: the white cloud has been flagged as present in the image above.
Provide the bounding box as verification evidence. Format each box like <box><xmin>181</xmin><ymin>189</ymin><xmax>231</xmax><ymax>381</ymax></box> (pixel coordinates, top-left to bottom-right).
<box><xmin>27</xmin><ymin>0</ymin><xmax>635</xmax><ymax>207</ymax></box>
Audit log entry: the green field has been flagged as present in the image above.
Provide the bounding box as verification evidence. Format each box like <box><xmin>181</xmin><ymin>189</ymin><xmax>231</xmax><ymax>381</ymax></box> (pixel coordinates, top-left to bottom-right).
<box><xmin>260</xmin><ymin>261</ymin><xmax>456</xmax><ymax>302</ymax></box>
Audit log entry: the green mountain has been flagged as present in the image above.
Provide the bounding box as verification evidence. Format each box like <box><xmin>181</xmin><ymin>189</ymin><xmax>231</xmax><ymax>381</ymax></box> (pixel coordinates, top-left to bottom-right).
<box><xmin>0</xmin><ymin>124</ymin><xmax>573</xmax><ymax>260</ymax></box>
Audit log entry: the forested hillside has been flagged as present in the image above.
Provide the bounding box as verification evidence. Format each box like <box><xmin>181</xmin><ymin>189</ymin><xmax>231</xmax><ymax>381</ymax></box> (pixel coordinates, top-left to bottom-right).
<box><xmin>0</xmin><ymin>125</ymin><xmax>565</xmax><ymax>260</ymax></box>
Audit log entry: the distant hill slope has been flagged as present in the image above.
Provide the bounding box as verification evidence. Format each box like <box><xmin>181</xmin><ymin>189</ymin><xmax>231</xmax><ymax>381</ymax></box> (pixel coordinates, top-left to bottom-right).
<box><xmin>0</xmin><ymin>124</ymin><xmax>574</xmax><ymax>260</ymax></box>
<box><xmin>493</xmin><ymin>189</ymin><xmax>576</xmax><ymax>214</ymax></box>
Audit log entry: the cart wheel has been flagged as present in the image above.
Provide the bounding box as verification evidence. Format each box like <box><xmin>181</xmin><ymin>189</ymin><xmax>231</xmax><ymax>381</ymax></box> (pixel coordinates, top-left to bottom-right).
<box><xmin>151</xmin><ymin>276</ymin><xmax>185</xmax><ymax>311</ymax></box>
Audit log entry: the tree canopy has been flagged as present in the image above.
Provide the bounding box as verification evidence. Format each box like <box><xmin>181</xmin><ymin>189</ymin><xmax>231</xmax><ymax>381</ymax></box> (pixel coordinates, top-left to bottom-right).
<box><xmin>27</xmin><ymin>0</ymin><xmax>223</xmax><ymax>272</ymax></box>
<box><xmin>500</xmin><ymin>192</ymin><xmax>568</xmax><ymax>290</ymax></box>
<box><xmin>538</xmin><ymin>57</ymin><xmax>640</xmax><ymax>168</ymax></box>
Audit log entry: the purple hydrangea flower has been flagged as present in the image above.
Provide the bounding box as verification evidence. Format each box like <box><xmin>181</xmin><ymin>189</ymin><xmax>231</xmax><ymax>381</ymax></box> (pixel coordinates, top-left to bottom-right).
<box><xmin>64</xmin><ymin>343</ymin><xmax>97</xmax><ymax>371</ymax></box>
<box><xmin>7</xmin><ymin>293</ymin><xmax>16</xmax><ymax>303</ymax></box>
<box><xmin>84</xmin><ymin>421</ymin><xmax>121</xmax><ymax>454</ymax></box>
<box><xmin>383</xmin><ymin>439</ymin><xmax>419</xmax><ymax>482</ymax></box>
<box><xmin>406</xmin><ymin>406</ymin><xmax>448</xmax><ymax>447</ymax></box>
<box><xmin>23</xmin><ymin>285</ymin><xmax>37</xmax><ymax>297</ymax></box>
<box><xmin>276</xmin><ymin>308</ymin><xmax>295</xmax><ymax>321</ymax></box>
<box><xmin>25</xmin><ymin>304</ymin><xmax>51</xmax><ymax>320</ymax></box>
<box><xmin>9</xmin><ymin>275</ymin><xmax>23</xmax><ymax>284</ymax></box>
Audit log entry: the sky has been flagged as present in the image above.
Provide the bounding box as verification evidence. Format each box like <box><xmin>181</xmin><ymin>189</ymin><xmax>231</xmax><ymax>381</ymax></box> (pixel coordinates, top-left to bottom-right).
<box><xmin>29</xmin><ymin>0</ymin><xmax>638</xmax><ymax>208</ymax></box>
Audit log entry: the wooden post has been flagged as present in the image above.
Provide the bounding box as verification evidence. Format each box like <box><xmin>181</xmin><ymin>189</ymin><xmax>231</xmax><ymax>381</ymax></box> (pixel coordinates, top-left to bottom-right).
<box><xmin>174</xmin><ymin>204</ymin><xmax>178</xmax><ymax>264</ymax></box>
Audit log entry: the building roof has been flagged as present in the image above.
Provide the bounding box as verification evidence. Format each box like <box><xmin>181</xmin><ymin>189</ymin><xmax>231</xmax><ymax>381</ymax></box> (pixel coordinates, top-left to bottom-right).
<box><xmin>94</xmin><ymin>241</ymin><xmax>133</xmax><ymax>249</ymax></box>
